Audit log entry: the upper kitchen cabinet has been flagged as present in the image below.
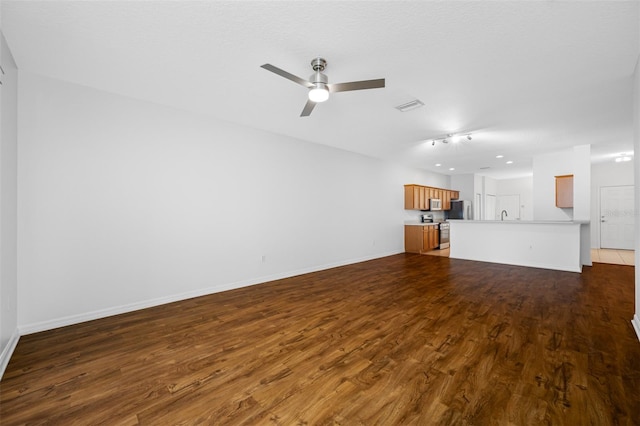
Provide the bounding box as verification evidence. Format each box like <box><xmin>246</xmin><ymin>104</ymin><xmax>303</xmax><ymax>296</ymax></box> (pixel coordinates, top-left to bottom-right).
<box><xmin>404</xmin><ymin>184</ymin><xmax>460</xmax><ymax>211</ymax></box>
<box><xmin>443</xmin><ymin>190</ymin><xmax>451</xmax><ymax>211</ymax></box>
<box><xmin>405</xmin><ymin>185</ymin><xmax>426</xmax><ymax>210</ymax></box>
<box><xmin>555</xmin><ymin>175</ymin><xmax>573</xmax><ymax>208</ymax></box>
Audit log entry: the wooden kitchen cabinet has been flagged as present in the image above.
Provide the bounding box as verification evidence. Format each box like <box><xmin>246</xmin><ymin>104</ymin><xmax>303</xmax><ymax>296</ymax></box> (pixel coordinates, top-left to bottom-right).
<box><xmin>405</xmin><ymin>225</ymin><xmax>423</xmax><ymax>253</ymax></box>
<box><xmin>555</xmin><ymin>175</ymin><xmax>573</xmax><ymax>208</ymax></box>
<box><xmin>404</xmin><ymin>184</ymin><xmax>460</xmax><ymax>211</ymax></box>
<box><xmin>426</xmin><ymin>187</ymin><xmax>435</xmax><ymax>200</ymax></box>
<box><xmin>405</xmin><ymin>184</ymin><xmax>429</xmax><ymax>210</ymax></box>
<box><xmin>443</xmin><ymin>190</ymin><xmax>451</xmax><ymax>210</ymax></box>
<box><xmin>405</xmin><ymin>225</ymin><xmax>439</xmax><ymax>253</ymax></box>
<box><xmin>419</xmin><ymin>186</ymin><xmax>427</xmax><ymax>210</ymax></box>
<box><xmin>423</xmin><ymin>225</ymin><xmax>439</xmax><ymax>251</ymax></box>
<box><xmin>404</xmin><ymin>185</ymin><xmax>420</xmax><ymax>209</ymax></box>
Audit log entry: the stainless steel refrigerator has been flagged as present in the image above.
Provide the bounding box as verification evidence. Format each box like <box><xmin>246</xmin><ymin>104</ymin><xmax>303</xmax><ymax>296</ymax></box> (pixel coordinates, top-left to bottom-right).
<box><xmin>448</xmin><ymin>200</ymin><xmax>472</xmax><ymax>220</ymax></box>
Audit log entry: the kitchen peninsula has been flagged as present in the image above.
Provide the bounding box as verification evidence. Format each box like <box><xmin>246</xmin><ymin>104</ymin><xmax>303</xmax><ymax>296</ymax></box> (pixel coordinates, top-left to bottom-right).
<box><xmin>449</xmin><ymin>220</ymin><xmax>586</xmax><ymax>273</ymax></box>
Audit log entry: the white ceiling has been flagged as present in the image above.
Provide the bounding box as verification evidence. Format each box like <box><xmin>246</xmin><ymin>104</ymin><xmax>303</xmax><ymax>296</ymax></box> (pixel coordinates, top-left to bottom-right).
<box><xmin>2</xmin><ymin>1</ymin><xmax>639</xmax><ymax>179</ymax></box>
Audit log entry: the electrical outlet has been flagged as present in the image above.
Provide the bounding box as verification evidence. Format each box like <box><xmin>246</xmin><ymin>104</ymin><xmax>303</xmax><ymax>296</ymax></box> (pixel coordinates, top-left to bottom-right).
<box><xmin>261</xmin><ymin>255</ymin><xmax>267</xmax><ymax>263</ymax></box>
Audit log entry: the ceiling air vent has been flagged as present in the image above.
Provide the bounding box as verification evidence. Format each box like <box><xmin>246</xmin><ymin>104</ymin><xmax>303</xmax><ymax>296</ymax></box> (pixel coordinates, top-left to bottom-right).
<box><xmin>395</xmin><ymin>99</ymin><xmax>424</xmax><ymax>112</ymax></box>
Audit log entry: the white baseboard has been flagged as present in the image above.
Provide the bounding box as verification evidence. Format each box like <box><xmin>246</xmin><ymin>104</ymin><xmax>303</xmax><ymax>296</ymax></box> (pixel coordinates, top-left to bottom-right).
<box><xmin>19</xmin><ymin>250</ymin><xmax>402</xmax><ymax>335</ymax></box>
<box><xmin>0</xmin><ymin>329</ymin><xmax>20</xmax><ymax>380</ymax></box>
<box><xmin>632</xmin><ymin>314</ymin><xmax>640</xmax><ymax>343</ymax></box>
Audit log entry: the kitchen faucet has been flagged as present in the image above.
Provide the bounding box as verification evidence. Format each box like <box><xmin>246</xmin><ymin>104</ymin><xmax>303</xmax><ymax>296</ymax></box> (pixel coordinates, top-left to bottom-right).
<box><xmin>501</xmin><ymin>210</ymin><xmax>508</xmax><ymax>221</ymax></box>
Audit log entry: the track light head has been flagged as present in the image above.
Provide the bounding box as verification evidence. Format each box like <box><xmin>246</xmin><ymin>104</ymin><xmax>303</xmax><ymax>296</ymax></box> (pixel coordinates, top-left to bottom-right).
<box><xmin>427</xmin><ymin>132</ymin><xmax>473</xmax><ymax>146</ymax></box>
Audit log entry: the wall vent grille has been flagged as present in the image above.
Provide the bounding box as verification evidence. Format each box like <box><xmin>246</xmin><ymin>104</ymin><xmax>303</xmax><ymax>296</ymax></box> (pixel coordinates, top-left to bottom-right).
<box><xmin>395</xmin><ymin>99</ymin><xmax>424</xmax><ymax>112</ymax></box>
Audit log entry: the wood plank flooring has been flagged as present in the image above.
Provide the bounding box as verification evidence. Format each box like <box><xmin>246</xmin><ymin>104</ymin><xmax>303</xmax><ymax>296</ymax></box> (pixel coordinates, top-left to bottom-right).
<box><xmin>1</xmin><ymin>254</ymin><xmax>639</xmax><ymax>425</ymax></box>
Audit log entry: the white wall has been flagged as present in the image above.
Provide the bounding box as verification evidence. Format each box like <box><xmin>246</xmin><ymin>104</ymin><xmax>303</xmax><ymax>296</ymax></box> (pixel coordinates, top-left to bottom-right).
<box><xmin>16</xmin><ymin>72</ymin><xmax>449</xmax><ymax>333</ymax></box>
<box><xmin>532</xmin><ymin>145</ymin><xmax>591</xmax><ymax>266</ymax></box>
<box><xmin>532</xmin><ymin>145</ymin><xmax>591</xmax><ymax>221</ymax></box>
<box><xmin>0</xmin><ymin>31</ymin><xmax>19</xmax><ymax>378</ymax></box>
<box><xmin>496</xmin><ymin>176</ymin><xmax>534</xmax><ymax>221</ymax></box>
<box><xmin>482</xmin><ymin>176</ymin><xmax>497</xmax><ymax>220</ymax></box>
<box><xmin>450</xmin><ymin>174</ymin><xmax>499</xmax><ymax>220</ymax></box>
<box><xmin>633</xmin><ymin>53</ymin><xmax>640</xmax><ymax>341</ymax></box>
<box><xmin>590</xmin><ymin>161</ymin><xmax>634</xmax><ymax>248</ymax></box>
<box><xmin>572</xmin><ymin>145</ymin><xmax>592</xmax><ymax>222</ymax></box>
<box><xmin>451</xmin><ymin>174</ymin><xmax>474</xmax><ymax>201</ymax></box>
<box><xmin>450</xmin><ymin>221</ymin><xmax>582</xmax><ymax>273</ymax></box>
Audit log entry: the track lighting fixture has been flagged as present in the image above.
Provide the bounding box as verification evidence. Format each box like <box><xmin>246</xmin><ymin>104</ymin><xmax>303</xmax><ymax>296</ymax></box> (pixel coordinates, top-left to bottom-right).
<box><xmin>615</xmin><ymin>153</ymin><xmax>633</xmax><ymax>163</ymax></box>
<box><xmin>427</xmin><ymin>132</ymin><xmax>473</xmax><ymax>146</ymax></box>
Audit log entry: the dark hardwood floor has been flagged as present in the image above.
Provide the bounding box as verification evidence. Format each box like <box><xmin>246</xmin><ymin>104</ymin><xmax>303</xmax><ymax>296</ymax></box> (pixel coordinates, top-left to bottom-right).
<box><xmin>1</xmin><ymin>254</ymin><xmax>639</xmax><ymax>425</ymax></box>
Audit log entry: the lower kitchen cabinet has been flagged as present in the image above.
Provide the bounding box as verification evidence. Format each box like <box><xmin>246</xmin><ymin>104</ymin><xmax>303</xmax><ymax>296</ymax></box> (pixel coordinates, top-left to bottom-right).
<box><xmin>404</xmin><ymin>225</ymin><xmax>439</xmax><ymax>254</ymax></box>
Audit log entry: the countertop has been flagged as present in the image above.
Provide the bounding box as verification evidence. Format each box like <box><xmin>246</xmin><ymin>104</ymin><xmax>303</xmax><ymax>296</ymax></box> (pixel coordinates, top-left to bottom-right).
<box><xmin>404</xmin><ymin>221</ymin><xmax>441</xmax><ymax>226</ymax></box>
<box><xmin>448</xmin><ymin>220</ymin><xmax>589</xmax><ymax>225</ymax></box>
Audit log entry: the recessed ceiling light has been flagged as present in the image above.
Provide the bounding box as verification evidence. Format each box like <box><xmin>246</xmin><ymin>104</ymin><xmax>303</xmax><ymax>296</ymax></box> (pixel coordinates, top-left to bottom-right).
<box><xmin>496</xmin><ymin>155</ymin><xmax>504</xmax><ymax>159</ymax></box>
<box><xmin>435</xmin><ymin>163</ymin><xmax>441</xmax><ymax>167</ymax></box>
<box><xmin>506</xmin><ymin>160</ymin><xmax>513</xmax><ymax>164</ymax></box>
<box><xmin>449</xmin><ymin>167</ymin><xmax>455</xmax><ymax>171</ymax></box>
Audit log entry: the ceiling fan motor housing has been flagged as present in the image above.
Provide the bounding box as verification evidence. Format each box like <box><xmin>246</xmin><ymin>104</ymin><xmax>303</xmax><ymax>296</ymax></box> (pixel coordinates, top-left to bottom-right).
<box><xmin>310</xmin><ymin>57</ymin><xmax>329</xmax><ymax>90</ymax></box>
<box><xmin>310</xmin><ymin>71</ymin><xmax>328</xmax><ymax>85</ymax></box>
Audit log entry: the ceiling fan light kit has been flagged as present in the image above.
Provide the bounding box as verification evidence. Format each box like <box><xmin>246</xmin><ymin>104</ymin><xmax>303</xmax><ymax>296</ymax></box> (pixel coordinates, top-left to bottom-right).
<box><xmin>261</xmin><ymin>57</ymin><xmax>385</xmax><ymax>117</ymax></box>
<box><xmin>308</xmin><ymin>86</ymin><xmax>329</xmax><ymax>103</ymax></box>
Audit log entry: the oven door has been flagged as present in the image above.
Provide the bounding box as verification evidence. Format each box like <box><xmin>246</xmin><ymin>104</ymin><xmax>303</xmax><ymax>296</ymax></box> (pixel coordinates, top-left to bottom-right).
<box><xmin>439</xmin><ymin>223</ymin><xmax>450</xmax><ymax>249</ymax></box>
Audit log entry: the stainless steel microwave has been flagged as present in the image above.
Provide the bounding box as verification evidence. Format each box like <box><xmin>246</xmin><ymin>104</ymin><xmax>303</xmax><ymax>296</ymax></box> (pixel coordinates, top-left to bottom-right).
<box><xmin>430</xmin><ymin>198</ymin><xmax>442</xmax><ymax>210</ymax></box>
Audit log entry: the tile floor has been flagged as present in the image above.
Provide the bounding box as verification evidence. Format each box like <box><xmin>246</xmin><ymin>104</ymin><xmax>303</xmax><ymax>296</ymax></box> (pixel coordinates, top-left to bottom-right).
<box><xmin>426</xmin><ymin>247</ymin><xmax>635</xmax><ymax>267</ymax></box>
<box><xmin>424</xmin><ymin>247</ymin><xmax>449</xmax><ymax>257</ymax></box>
<box><xmin>591</xmin><ymin>248</ymin><xmax>635</xmax><ymax>266</ymax></box>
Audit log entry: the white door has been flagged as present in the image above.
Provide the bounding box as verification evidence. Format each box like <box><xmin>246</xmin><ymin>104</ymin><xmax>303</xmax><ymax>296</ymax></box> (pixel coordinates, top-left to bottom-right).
<box><xmin>485</xmin><ymin>194</ymin><xmax>496</xmax><ymax>221</ymax></box>
<box><xmin>600</xmin><ymin>185</ymin><xmax>634</xmax><ymax>249</ymax></box>
<box><xmin>474</xmin><ymin>193</ymin><xmax>482</xmax><ymax>220</ymax></box>
<box><xmin>496</xmin><ymin>195</ymin><xmax>520</xmax><ymax>221</ymax></box>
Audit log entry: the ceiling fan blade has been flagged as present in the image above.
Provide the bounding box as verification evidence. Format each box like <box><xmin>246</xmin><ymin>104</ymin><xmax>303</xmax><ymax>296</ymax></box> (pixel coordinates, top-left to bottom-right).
<box><xmin>327</xmin><ymin>78</ymin><xmax>385</xmax><ymax>93</ymax></box>
<box><xmin>261</xmin><ymin>64</ymin><xmax>313</xmax><ymax>88</ymax></box>
<box><xmin>300</xmin><ymin>99</ymin><xmax>316</xmax><ymax>117</ymax></box>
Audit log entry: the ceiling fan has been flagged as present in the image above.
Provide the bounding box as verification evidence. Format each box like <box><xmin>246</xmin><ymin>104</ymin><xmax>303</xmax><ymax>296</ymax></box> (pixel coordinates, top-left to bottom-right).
<box><xmin>261</xmin><ymin>57</ymin><xmax>385</xmax><ymax>117</ymax></box>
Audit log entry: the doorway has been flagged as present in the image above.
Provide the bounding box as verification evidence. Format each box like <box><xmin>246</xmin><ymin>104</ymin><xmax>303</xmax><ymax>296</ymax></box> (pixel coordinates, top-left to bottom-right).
<box><xmin>474</xmin><ymin>193</ymin><xmax>482</xmax><ymax>220</ymax></box>
<box><xmin>600</xmin><ymin>185</ymin><xmax>634</xmax><ymax>250</ymax></box>
<box><xmin>485</xmin><ymin>194</ymin><xmax>496</xmax><ymax>221</ymax></box>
